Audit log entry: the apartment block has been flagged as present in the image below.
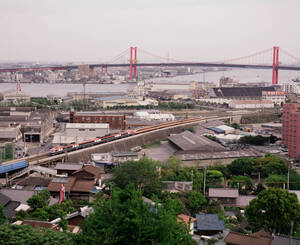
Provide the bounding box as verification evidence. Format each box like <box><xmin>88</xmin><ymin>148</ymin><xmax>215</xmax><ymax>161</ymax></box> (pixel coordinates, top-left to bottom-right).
<box><xmin>282</xmin><ymin>103</ymin><xmax>300</xmax><ymax>158</ymax></box>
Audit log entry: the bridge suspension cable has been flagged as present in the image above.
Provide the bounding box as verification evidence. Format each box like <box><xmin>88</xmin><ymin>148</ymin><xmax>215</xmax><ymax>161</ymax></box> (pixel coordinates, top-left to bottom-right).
<box><xmin>280</xmin><ymin>48</ymin><xmax>300</xmax><ymax>63</ymax></box>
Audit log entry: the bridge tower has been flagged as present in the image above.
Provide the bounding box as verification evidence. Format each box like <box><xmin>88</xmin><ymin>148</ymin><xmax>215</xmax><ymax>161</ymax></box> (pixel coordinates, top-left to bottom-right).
<box><xmin>130</xmin><ymin>47</ymin><xmax>137</xmax><ymax>80</ymax></box>
<box><xmin>272</xmin><ymin>46</ymin><xmax>279</xmax><ymax>85</ymax></box>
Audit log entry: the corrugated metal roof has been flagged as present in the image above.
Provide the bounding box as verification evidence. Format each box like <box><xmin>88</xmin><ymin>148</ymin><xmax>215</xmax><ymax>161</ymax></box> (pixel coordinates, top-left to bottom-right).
<box><xmin>208</xmin><ymin>127</ymin><xmax>225</xmax><ymax>133</ymax></box>
<box><xmin>168</xmin><ymin>130</ymin><xmax>225</xmax><ymax>152</ymax></box>
<box><xmin>0</xmin><ymin>160</ymin><xmax>28</xmax><ymax>174</ymax></box>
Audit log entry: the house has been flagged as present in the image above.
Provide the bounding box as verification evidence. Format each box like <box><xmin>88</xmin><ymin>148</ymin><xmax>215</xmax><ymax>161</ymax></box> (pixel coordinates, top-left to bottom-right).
<box><xmin>15</xmin><ymin>176</ymin><xmax>52</xmax><ymax>191</ymax></box>
<box><xmin>72</xmin><ymin>165</ymin><xmax>102</xmax><ymax>184</ymax></box>
<box><xmin>50</xmin><ymin>206</ymin><xmax>94</xmax><ymax>227</ymax></box>
<box><xmin>54</xmin><ymin>163</ymin><xmax>83</xmax><ymax>176</ymax></box>
<box><xmin>47</xmin><ymin>176</ymin><xmax>95</xmax><ymax>201</ymax></box>
<box><xmin>209</xmin><ymin>188</ymin><xmax>239</xmax><ymax>206</ymax></box>
<box><xmin>0</xmin><ymin>193</ymin><xmax>20</xmax><ymax>218</ymax></box>
<box><xmin>209</xmin><ymin>188</ymin><xmax>256</xmax><ymax>207</ymax></box>
<box><xmin>0</xmin><ymin>189</ymin><xmax>57</xmax><ymax>218</ymax></box>
<box><xmin>91</xmin><ymin>152</ymin><xmax>139</xmax><ymax>166</ymax></box>
<box><xmin>48</xmin><ymin>165</ymin><xmax>102</xmax><ymax>201</ymax></box>
<box><xmin>224</xmin><ymin>230</ymin><xmax>273</xmax><ymax>245</ymax></box>
<box><xmin>111</xmin><ymin>152</ymin><xmax>139</xmax><ymax>164</ymax></box>
<box><xmin>13</xmin><ymin>219</ymin><xmax>81</xmax><ymax>234</ymax></box>
<box><xmin>177</xmin><ymin>214</ymin><xmax>196</xmax><ymax>235</ymax></box>
<box><xmin>194</xmin><ymin>213</ymin><xmax>224</xmax><ymax>236</ymax></box>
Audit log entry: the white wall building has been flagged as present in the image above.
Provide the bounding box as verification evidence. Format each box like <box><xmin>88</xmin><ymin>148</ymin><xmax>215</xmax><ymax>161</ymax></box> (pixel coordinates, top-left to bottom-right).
<box><xmin>261</xmin><ymin>91</ymin><xmax>285</xmax><ymax>105</ymax></box>
<box><xmin>53</xmin><ymin>123</ymin><xmax>109</xmax><ymax>145</ymax></box>
<box><xmin>64</xmin><ymin>123</ymin><xmax>109</xmax><ymax>137</ymax></box>
<box><xmin>228</xmin><ymin>100</ymin><xmax>274</xmax><ymax>109</ymax></box>
<box><xmin>284</xmin><ymin>82</ymin><xmax>300</xmax><ymax>94</ymax></box>
<box><xmin>134</xmin><ymin>111</ymin><xmax>175</xmax><ymax>121</ymax></box>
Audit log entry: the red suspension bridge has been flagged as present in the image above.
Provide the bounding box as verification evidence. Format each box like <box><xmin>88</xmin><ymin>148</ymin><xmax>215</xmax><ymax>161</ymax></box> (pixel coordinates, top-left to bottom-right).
<box><xmin>1</xmin><ymin>46</ymin><xmax>300</xmax><ymax>85</ymax></box>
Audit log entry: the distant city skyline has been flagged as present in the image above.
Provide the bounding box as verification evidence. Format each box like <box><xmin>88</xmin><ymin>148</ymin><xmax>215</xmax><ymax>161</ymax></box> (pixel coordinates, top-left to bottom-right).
<box><xmin>1</xmin><ymin>0</ymin><xmax>300</xmax><ymax>62</ymax></box>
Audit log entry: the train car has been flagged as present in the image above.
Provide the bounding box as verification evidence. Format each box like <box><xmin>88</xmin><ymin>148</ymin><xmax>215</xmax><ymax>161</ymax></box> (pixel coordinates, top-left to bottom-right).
<box><xmin>48</xmin><ymin>130</ymin><xmax>135</xmax><ymax>156</ymax></box>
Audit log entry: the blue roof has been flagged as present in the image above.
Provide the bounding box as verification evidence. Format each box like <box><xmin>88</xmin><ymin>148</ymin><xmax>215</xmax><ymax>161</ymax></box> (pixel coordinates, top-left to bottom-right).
<box><xmin>0</xmin><ymin>160</ymin><xmax>28</xmax><ymax>174</ymax></box>
<box><xmin>209</xmin><ymin>127</ymin><xmax>225</xmax><ymax>133</ymax></box>
<box><xmin>195</xmin><ymin>214</ymin><xmax>224</xmax><ymax>231</ymax></box>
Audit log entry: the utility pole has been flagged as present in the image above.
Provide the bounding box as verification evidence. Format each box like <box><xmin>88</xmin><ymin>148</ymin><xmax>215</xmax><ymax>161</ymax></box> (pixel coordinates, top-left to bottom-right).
<box><xmin>289</xmin><ymin>220</ymin><xmax>294</xmax><ymax>245</ymax></box>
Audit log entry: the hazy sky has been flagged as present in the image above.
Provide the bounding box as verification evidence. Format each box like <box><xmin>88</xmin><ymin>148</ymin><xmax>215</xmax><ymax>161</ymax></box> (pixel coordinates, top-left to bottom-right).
<box><xmin>1</xmin><ymin>0</ymin><xmax>299</xmax><ymax>62</ymax></box>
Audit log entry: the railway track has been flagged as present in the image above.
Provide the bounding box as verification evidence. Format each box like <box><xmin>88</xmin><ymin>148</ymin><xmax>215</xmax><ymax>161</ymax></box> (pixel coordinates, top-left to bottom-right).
<box><xmin>3</xmin><ymin>114</ymin><xmax>241</xmax><ymax>167</ymax></box>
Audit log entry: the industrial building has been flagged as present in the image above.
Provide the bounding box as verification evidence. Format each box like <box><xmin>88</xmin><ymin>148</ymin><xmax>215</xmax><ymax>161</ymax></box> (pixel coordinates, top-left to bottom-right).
<box><xmin>209</xmin><ymin>86</ymin><xmax>278</xmax><ymax>100</ymax></box>
<box><xmin>1</xmin><ymin>89</ymin><xmax>31</xmax><ymax>104</ymax></box>
<box><xmin>0</xmin><ymin>124</ymin><xmax>22</xmax><ymax>148</ymax></box>
<box><xmin>70</xmin><ymin>111</ymin><xmax>126</xmax><ymax>130</ymax></box>
<box><xmin>261</xmin><ymin>91</ymin><xmax>286</xmax><ymax>105</ymax></box>
<box><xmin>0</xmin><ymin>107</ymin><xmax>53</xmax><ymax>143</ymax></box>
<box><xmin>228</xmin><ymin>100</ymin><xmax>274</xmax><ymax>109</ymax></box>
<box><xmin>282</xmin><ymin>103</ymin><xmax>300</xmax><ymax>158</ymax></box>
<box><xmin>53</xmin><ymin>123</ymin><xmax>109</xmax><ymax>145</ymax></box>
<box><xmin>134</xmin><ymin>111</ymin><xmax>175</xmax><ymax>121</ymax></box>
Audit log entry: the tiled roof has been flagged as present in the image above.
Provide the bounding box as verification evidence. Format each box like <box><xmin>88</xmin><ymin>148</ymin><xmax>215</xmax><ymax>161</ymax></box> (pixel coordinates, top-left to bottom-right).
<box><xmin>22</xmin><ymin>220</ymin><xmax>57</xmax><ymax>229</ymax></box>
<box><xmin>209</xmin><ymin>188</ymin><xmax>239</xmax><ymax>198</ymax></box>
<box><xmin>17</xmin><ymin>176</ymin><xmax>51</xmax><ymax>187</ymax></box>
<box><xmin>236</xmin><ymin>195</ymin><xmax>257</xmax><ymax>207</ymax></box>
<box><xmin>0</xmin><ymin>193</ymin><xmax>11</xmax><ymax>206</ymax></box>
<box><xmin>195</xmin><ymin>213</ymin><xmax>224</xmax><ymax>231</ymax></box>
<box><xmin>224</xmin><ymin>231</ymin><xmax>273</xmax><ymax>245</ymax></box>
<box><xmin>55</xmin><ymin>163</ymin><xmax>83</xmax><ymax>171</ymax></box>
<box><xmin>71</xmin><ymin>180</ymin><xmax>95</xmax><ymax>193</ymax></box>
<box><xmin>0</xmin><ymin>189</ymin><xmax>34</xmax><ymax>204</ymax></box>
<box><xmin>47</xmin><ymin>177</ymin><xmax>76</xmax><ymax>193</ymax></box>
<box><xmin>74</xmin><ymin>165</ymin><xmax>102</xmax><ymax>179</ymax></box>
<box><xmin>177</xmin><ymin>214</ymin><xmax>196</xmax><ymax>226</ymax></box>
<box><xmin>3</xmin><ymin>201</ymin><xmax>20</xmax><ymax>218</ymax></box>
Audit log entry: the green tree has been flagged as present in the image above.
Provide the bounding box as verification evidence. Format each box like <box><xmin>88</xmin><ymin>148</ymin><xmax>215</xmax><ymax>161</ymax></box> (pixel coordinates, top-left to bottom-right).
<box><xmin>2</xmin><ymin>143</ymin><xmax>14</xmax><ymax>161</ymax></box>
<box><xmin>112</xmin><ymin>157</ymin><xmax>163</xmax><ymax>197</ymax></box>
<box><xmin>0</xmin><ymin>224</ymin><xmax>75</xmax><ymax>245</ymax></box>
<box><xmin>289</xmin><ymin>169</ymin><xmax>300</xmax><ymax>190</ymax></box>
<box><xmin>227</xmin><ymin>158</ymin><xmax>253</xmax><ymax>176</ymax></box>
<box><xmin>27</xmin><ymin>190</ymin><xmax>50</xmax><ymax>210</ymax></box>
<box><xmin>208</xmin><ymin>163</ymin><xmax>229</xmax><ymax>179</ymax></box>
<box><xmin>228</xmin><ymin>176</ymin><xmax>253</xmax><ymax>195</ymax></box>
<box><xmin>230</xmin><ymin>123</ymin><xmax>240</xmax><ymax>129</ymax></box>
<box><xmin>158</xmin><ymin>193</ymin><xmax>186</xmax><ymax>215</ymax></box>
<box><xmin>206</xmin><ymin>170</ymin><xmax>224</xmax><ymax>187</ymax></box>
<box><xmin>258</xmin><ymin>154</ymin><xmax>288</xmax><ymax>177</ymax></box>
<box><xmin>265</xmin><ymin>174</ymin><xmax>286</xmax><ymax>188</ymax></box>
<box><xmin>188</xmin><ymin>191</ymin><xmax>207</xmax><ymax>216</ymax></box>
<box><xmin>0</xmin><ymin>206</ymin><xmax>6</xmax><ymax>225</ymax></box>
<box><xmin>162</xmin><ymin>156</ymin><xmax>181</xmax><ymax>180</ymax></box>
<box><xmin>32</xmin><ymin>200</ymin><xmax>76</xmax><ymax>221</ymax></box>
<box><xmin>253</xmin><ymin>183</ymin><xmax>265</xmax><ymax>195</ymax></box>
<box><xmin>245</xmin><ymin>188</ymin><xmax>300</xmax><ymax>234</ymax></box>
<box><xmin>78</xmin><ymin>184</ymin><xmax>196</xmax><ymax>245</ymax></box>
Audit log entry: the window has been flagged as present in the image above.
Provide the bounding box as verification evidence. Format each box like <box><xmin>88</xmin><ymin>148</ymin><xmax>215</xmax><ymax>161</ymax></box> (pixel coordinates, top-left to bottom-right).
<box><xmin>89</xmin><ymin>129</ymin><xmax>95</xmax><ymax>131</ymax></box>
<box><xmin>79</xmin><ymin>129</ymin><xmax>85</xmax><ymax>131</ymax></box>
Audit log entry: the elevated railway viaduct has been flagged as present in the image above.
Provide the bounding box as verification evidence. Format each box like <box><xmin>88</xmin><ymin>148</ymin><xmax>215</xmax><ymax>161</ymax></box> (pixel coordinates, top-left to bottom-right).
<box><xmin>3</xmin><ymin>114</ymin><xmax>244</xmax><ymax>168</ymax></box>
